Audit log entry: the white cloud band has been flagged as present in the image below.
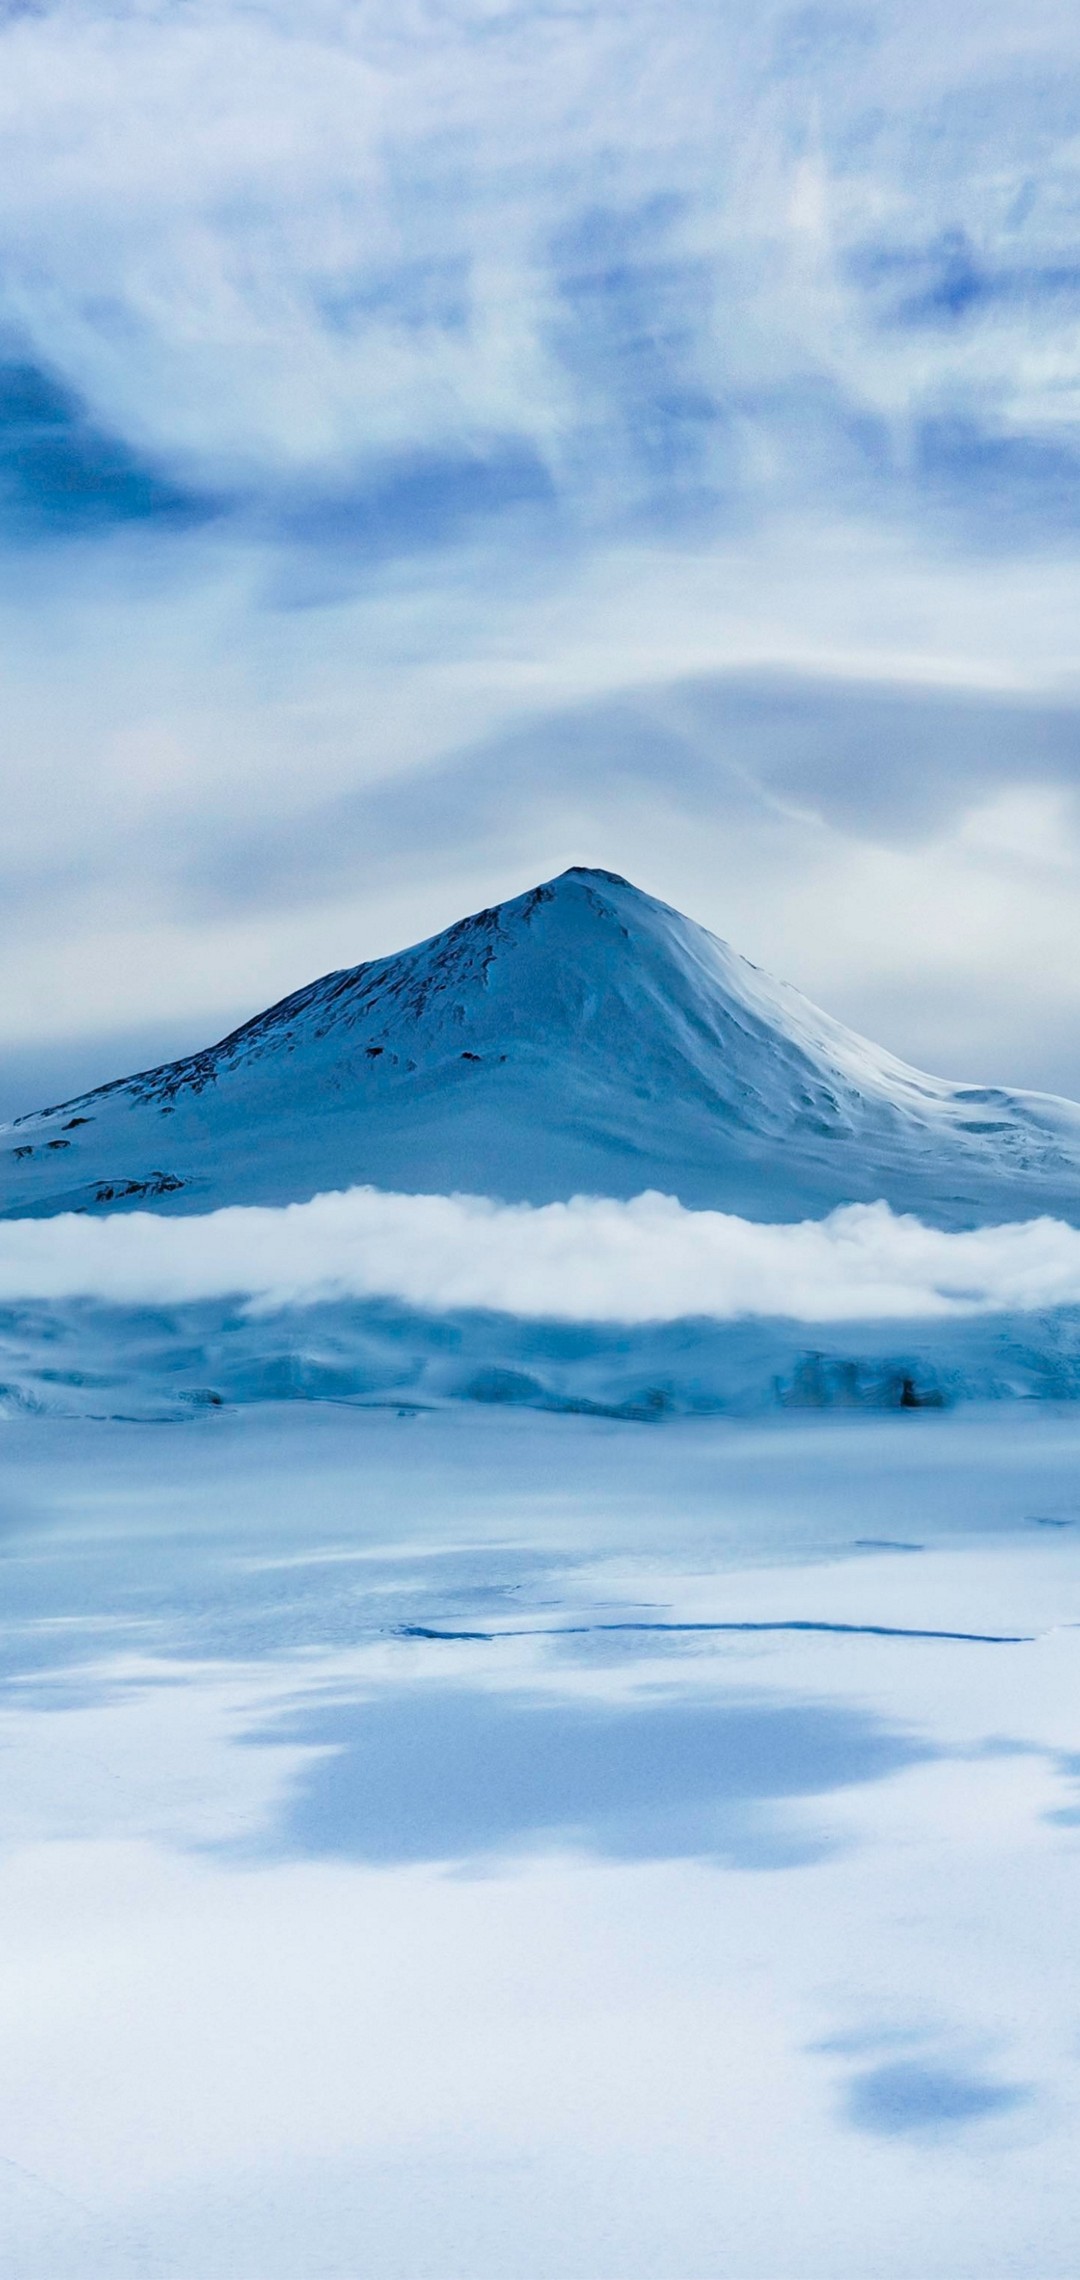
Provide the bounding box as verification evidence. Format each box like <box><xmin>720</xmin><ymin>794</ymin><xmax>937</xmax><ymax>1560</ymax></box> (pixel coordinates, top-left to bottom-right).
<box><xmin>0</xmin><ymin>1186</ymin><xmax>1079</xmax><ymax>1323</ymax></box>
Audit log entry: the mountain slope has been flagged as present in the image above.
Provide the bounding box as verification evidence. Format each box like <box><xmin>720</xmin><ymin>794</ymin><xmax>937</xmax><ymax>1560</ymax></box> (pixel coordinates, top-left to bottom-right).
<box><xmin>3</xmin><ymin>865</ymin><xmax>1080</xmax><ymax>1225</ymax></box>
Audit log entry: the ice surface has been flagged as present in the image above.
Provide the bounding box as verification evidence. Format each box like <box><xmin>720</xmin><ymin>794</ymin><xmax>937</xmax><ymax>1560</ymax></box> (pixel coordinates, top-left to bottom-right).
<box><xmin>5</xmin><ymin>1272</ymin><xmax>1080</xmax><ymax>1420</ymax></box>
<box><xmin>5</xmin><ymin>867</ymin><xmax>1080</xmax><ymax>1226</ymax></box>
<box><xmin>2</xmin><ymin>1401</ymin><xmax>1080</xmax><ymax>2278</ymax></box>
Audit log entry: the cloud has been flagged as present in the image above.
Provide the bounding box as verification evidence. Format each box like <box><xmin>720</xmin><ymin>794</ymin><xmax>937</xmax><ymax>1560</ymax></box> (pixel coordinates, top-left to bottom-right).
<box><xmin>4</xmin><ymin>0</ymin><xmax>1080</xmax><ymax>1102</ymax></box>
<box><xmin>269</xmin><ymin>439</ymin><xmax>556</xmax><ymax>565</ymax></box>
<box><xmin>1</xmin><ymin>0</ymin><xmax>1080</xmax><ymax>555</ymax></box>
<box><xmin>0</xmin><ymin>353</ymin><xmax>219</xmax><ymax>538</ymax></box>
<box><xmin>184</xmin><ymin>667</ymin><xmax>1080</xmax><ymax>923</ymax></box>
<box><xmin>3</xmin><ymin>1186</ymin><xmax>1080</xmax><ymax>1322</ymax></box>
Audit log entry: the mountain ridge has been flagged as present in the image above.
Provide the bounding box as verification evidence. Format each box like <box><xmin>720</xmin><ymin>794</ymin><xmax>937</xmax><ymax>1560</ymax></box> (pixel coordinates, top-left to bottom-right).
<box><xmin>3</xmin><ymin>865</ymin><xmax>1080</xmax><ymax>1226</ymax></box>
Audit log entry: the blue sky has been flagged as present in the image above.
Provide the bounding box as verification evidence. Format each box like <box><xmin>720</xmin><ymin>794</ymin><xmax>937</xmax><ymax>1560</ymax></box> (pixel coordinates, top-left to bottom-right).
<box><xmin>3</xmin><ymin>0</ymin><xmax>1080</xmax><ymax>1112</ymax></box>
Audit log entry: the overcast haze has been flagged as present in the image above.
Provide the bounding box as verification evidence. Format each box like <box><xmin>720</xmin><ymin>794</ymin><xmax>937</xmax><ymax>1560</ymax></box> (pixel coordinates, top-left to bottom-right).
<box><xmin>4</xmin><ymin>0</ymin><xmax>1080</xmax><ymax>1115</ymax></box>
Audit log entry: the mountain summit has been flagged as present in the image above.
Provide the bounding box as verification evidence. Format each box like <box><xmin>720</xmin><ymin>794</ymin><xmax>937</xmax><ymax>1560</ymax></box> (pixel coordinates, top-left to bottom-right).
<box><xmin>4</xmin><ymin>866</ymin><xmax>1080</xmax><ymax>1225</ymax></box>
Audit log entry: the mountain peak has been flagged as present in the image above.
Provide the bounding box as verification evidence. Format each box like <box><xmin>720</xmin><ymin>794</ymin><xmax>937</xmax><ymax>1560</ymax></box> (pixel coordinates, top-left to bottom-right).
<box><xmin>3</xmin><ymin>869</ymin><xmax>1080</xmax><ymax>1227</ymax></box>
<box><xmin>555</xmin><ymin>865</ymin><xmax>634</xmax><ymax>889</ymax></box>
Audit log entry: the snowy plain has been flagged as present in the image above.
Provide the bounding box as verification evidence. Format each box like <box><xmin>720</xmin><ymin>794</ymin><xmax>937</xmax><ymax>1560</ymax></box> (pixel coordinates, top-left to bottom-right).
<box><xmin>3</xmin><ymin>1397</ymin><xmax>1080</xmax><ymax>2279</ymax></box>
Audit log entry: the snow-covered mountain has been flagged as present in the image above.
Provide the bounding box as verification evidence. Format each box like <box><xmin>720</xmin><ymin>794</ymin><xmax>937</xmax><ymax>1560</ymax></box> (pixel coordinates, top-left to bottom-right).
<box><xmin>4</xmin><ymin>865</ymin><xmax>1080</xmax><ymax>1226</ymax></box>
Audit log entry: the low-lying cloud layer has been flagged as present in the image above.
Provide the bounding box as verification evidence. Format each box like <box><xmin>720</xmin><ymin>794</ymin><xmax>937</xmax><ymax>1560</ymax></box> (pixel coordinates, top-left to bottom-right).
<box><xmin>2</xmin><ymin>1187</ymin><xmax>1080</xmax><ymax>1323</ymax></box>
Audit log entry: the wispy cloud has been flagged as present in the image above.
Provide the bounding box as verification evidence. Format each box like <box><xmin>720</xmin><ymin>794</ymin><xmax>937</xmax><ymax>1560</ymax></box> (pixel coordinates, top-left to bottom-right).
<box><xmin>3</xmin><ymin>2</ymin><xmax>1080</xmax><ymax>1094</ymax></box>
<box><xmin>2</xmin><ymin>0</ymin><xmax>1080</xmax><ymax>552</ymax></box>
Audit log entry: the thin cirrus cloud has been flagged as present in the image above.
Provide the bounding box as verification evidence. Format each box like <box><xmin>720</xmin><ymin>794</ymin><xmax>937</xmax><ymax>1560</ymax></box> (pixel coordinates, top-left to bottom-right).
<box><xmin>2</xmin><ymin>1187</ymin><xmax>1080</xmax><ymax>1322</ymax></box>
<box><xmin>3</xmin><ymin>0</ymin><xmax>1080</xmax><ymax>557</ymax></box>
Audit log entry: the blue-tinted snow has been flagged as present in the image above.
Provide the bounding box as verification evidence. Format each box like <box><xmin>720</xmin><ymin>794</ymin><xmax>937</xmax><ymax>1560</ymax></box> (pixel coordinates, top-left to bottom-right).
<box><xmin>845</xmin><ymin>2058</ymin><xmax>1032</xmax><ymax>2138</ymax></box>
<box><xmin>0</xmin><ymin>1401</ymin><xmax>1078</xmax><ymax>2276</ymax></box>
<box><xmin>241</xmin><ymin>1683</ymin><xmax>934</xmax><ymax>1872</ymax></box>
<box><xmin>1</xmin><ymin>1283</ymin><xmax>1080</xmax><ymax>1424</ymax></box>
<box><xmin>6</xmin><ymin>868</ymin><xmax>1080</xmax><ymax>1228</ymax></box>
